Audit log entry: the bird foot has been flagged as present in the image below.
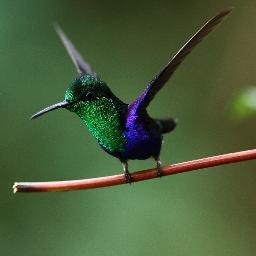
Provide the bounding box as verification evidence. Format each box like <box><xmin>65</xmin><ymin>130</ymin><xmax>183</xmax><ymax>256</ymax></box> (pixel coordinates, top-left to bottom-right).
<box><xmin>122</xmin><ymin>161</ymin><xmax>132</xmax><ymax>184</ymax></box>
<box><xmin>124</xmin><ymin>171</ymin><xmax>132</xmax><ymax>184</ymax></box>
<box><xmin>156</xmin><ymin>160</ymin><xmax>163</xmax><ymax>177</ymax></box>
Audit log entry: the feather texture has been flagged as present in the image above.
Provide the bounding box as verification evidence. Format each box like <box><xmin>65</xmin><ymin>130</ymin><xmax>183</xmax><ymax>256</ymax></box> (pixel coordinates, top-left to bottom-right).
<box><xmin>54</xmin><ymin>23</ymin><xmax>96</xmax><ymax>76</ymax></box>
<box><xmin>131</xmin><ymin>8</ymin><xmax>233</xmax><ymax>112</ymax></box>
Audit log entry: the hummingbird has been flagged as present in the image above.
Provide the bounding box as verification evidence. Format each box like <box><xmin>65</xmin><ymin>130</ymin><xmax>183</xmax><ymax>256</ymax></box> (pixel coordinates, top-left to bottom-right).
<box><xmin>31</xmin><ymin>8</ymin><xmax>232</xmax><ymax>183</ymax></box>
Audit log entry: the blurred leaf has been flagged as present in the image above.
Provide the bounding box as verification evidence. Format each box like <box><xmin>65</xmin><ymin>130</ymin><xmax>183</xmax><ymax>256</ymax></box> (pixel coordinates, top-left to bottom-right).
<box><xmin>231</xmin><ymin>87</ymin><xmax>256</xmax><ymax>119</ymax></box>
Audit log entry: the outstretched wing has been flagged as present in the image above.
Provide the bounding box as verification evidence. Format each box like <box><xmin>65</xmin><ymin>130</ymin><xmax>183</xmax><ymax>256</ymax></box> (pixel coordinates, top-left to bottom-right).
<box><xmin>54</xmin><ymin>23</ymin><xmax>96</xmax><ymax>76</ymax></box>
<box><xmin>130</xmin><ymin>8</ymin><xmax>233</xmax><ymax>112</ymax></box>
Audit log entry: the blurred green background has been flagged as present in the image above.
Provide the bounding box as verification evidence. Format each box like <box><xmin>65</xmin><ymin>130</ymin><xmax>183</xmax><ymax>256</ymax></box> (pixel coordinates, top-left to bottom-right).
<box><xmin>1</xmin><ymin>0</ymin><xmax>256</xmax><ymax>255</ymax></box>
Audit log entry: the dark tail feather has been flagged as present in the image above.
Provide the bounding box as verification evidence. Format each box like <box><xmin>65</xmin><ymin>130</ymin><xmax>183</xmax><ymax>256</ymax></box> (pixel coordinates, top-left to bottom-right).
<box><xmin>155</xmin><ymin>118</ymin><xmax>177</xmax><ymax>134</ymax></box>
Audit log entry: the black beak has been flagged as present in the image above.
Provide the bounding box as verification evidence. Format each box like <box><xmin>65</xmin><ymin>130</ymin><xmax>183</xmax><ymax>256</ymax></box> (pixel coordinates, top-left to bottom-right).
<box><xmin>31</xmin><ymin>100</ymin><xmax>70</xmax><ymax>119</ymax></box>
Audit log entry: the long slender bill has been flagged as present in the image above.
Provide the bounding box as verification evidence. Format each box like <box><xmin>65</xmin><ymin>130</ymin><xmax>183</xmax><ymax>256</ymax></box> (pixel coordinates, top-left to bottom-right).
<box><xmin>31</xmin><ymin>100</ymin><xmax>69</xmax><ymax>119</ymax></box>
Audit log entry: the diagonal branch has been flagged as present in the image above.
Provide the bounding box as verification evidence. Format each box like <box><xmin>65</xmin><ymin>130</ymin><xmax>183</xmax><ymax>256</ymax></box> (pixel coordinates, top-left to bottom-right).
<box><xmin>13</xmin><ymin>149</ymin><xmax>256</xmax><ymax>193</ymax></box>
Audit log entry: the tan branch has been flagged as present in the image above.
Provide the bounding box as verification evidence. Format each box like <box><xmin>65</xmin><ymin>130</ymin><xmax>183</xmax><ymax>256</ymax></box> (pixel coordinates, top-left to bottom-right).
<box><xmin>13</xmin><ymin>149</ymin><xmax>256</xmax><ymax>193</ymax></box>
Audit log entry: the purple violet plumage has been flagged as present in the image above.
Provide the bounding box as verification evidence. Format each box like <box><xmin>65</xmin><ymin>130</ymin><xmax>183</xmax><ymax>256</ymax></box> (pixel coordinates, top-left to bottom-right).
<box><xmin>119</xmin><ymin>103</ymin><xmax>162</xmax><ymax>160</ymax></box>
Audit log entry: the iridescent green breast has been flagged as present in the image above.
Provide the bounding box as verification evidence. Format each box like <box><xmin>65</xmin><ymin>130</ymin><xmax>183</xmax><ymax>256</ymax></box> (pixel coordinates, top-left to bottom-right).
<box><xmin>64</xmin><ymin>74</ymin><xmax>126</xmax><ymax>153</ymax></box>
<box><xmin>68</xmin><ymin>96</ymin><xmax>126</xmax><ymax>153</ymax></box>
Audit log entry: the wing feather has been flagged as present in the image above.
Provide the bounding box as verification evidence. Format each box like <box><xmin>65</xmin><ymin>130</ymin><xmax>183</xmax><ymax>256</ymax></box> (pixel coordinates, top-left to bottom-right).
<box><xmin>54</xmin><ymin>23</ymin><xmax>96</xmax><ymax>76</ymax></box>
<box><xmin>131</xmin><ymin>8</ymin><xmax>233</xmax><ymax>111</ymax></box>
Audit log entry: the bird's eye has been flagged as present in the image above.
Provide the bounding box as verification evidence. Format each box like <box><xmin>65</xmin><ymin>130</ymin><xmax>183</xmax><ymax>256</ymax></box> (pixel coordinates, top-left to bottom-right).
<box><xmin>84</xmin><ymin>91</ymin><xmax>95</xmax><ymax>101</ymax></box>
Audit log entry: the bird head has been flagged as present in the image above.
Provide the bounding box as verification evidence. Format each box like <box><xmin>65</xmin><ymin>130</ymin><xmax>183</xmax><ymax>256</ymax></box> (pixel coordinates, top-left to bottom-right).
<box><xmin>31</xmin><ymin>74</ymin><xmax>114</xmax><ymax>119</ymax></box>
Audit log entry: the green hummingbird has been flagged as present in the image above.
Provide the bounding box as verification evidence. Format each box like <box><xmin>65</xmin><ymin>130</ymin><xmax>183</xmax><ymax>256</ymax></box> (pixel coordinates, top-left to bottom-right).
<box><xmin>31</xmin><ymin>8</ymin><xmax>232</xmax><ymax>183</ymax></box>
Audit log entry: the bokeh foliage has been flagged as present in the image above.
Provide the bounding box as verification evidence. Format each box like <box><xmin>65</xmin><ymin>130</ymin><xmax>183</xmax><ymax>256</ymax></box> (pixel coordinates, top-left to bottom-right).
<box><xmin>1</xmin><ymin>0</ymin><xmax>256</xmax><ymax>255</ymax></box>
<box><xmin>231</xmin><ymin>87</ymin><xmax>256</xmax><ymax>118</ymax></box>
